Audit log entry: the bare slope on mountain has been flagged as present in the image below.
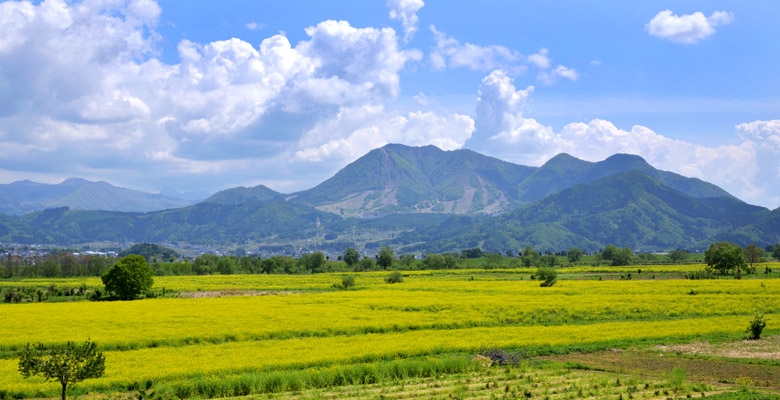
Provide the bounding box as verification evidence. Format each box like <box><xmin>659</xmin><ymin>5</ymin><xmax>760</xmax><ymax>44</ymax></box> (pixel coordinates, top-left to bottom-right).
<box><xmin>290</xmin><ymin>144</ymin><xmax>535</xmax><ymax>216</ymax></box>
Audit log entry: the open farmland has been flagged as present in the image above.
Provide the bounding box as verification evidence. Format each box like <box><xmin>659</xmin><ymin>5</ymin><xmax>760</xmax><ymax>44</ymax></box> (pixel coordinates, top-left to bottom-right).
<box><xmin>1</xmin><ymin>268</ymin><xmax>779</xmax><ymax>399</ymax></box>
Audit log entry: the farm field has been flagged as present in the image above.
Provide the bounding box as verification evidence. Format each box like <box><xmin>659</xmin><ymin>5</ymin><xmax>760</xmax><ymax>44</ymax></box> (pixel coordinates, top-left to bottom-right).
<box><xmin>0</xmin><ymin>268</ymin><xmax>779</xmax><ymax>399</ymax></box>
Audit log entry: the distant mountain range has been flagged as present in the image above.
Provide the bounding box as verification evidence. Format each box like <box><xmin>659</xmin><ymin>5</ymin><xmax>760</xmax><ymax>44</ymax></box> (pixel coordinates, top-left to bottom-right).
<box><xmin>0</xmin><ymin>144</ymin><xmax>777</xmax><ymax>252</ymax></box>
<box><xmin>0</xmin><ymin>178</ymin><xmax>201</xmax><ymax>215</ymax></box>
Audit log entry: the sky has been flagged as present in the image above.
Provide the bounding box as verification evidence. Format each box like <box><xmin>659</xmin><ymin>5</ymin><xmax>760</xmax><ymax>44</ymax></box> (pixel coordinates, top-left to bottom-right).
<box><xmin>1</xmin><ymin>0</ymin><xmax>779</xmax><ymax>207</ymax></box>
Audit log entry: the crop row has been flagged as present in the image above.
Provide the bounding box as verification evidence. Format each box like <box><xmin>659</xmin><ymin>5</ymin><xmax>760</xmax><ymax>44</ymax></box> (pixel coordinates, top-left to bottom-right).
<box><xmin>0</xmin><ymin>313</ymin><xmax>772</xmax><ymax>396</ymax></box>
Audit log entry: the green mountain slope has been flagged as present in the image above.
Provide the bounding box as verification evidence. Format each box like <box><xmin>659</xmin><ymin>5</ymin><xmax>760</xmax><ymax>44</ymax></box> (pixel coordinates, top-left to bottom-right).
<box><xmin>516</xmin><ymin>153</ymin><xmax>732</xmax><ymax>202</ymax></box>
<box><xmin>204</xmin><ymin>185</ymin><xmax>285</xmax><ymax>205</ymax></box>
<box><xmin>390</xmin><ymin>171</ymin><xmax>769</xmax><ymax>253</ymax></box>
<box><xmin>290</xmin><ymin>144</ymin><xmax>535</xmax><ymax>216</ymax></box>
<box><xmin>21</xmin><ymin>201</ymin><xmax>342</xmax><ymax>244</ymax></box>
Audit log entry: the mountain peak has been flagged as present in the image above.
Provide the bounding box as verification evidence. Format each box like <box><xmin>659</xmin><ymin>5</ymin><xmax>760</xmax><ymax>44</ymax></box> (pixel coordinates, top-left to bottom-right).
<box><xmin>204</xmin><ymin>184</ymin><xmax>285</xmax><ymax>205</ymax></box>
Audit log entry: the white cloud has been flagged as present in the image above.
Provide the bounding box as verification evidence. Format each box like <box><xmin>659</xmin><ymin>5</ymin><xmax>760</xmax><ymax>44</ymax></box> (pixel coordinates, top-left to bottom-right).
<box><xmin>646</xmin><ymin>9</ymin><xmax>734</xmax><ymax>44</ymax></box>
<box><xmin>0</xmin><ymin>0</ymin><xmax>435</xmax><ymax>193</ymax></box>
<box><xmin>387</xmin><ymin>0</ymin><xmax>424</xmax><ymax>42</ymax></box>
<box><xmin>294</xmin><ymin>105</ymin><xmax>474</xmax><ymax>163</ymax></box>
<box><xmin>429</xmin><ymin>27</ymin><xmax>577</xmax><ymax>85</ymax></box>
<box><xmin>429</xmin><ymin>25</ymin><xmax>523</xmax><ymax>73</ymax></box>
<box><xmin>537</xmin><ymin>65</ymin><xmax>579</xmax><ymax>85</ymax></box>
<box><xmin>244</xmin><ymin>21</ymin><xmax>263</xmax><ymax>30</ymax></box>
<box><xmin>466</xmin><ymin>70</ymin><xmax>776</xmax><ymax>206</ymax></box>
<box><xmin>527</xmin><ymin>48</ymin><xmax>550</xmax><ymax>69</ymax></box>
<box><xmin>736</xmin><ymin>120</ymin><xmax>780</xmax><ymax>153</ymax></box>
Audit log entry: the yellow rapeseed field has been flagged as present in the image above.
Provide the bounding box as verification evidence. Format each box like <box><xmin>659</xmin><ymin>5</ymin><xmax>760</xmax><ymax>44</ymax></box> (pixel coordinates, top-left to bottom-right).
<box><xmin>0</xmin><ymin>270</ymin><xmax>777</xmax><ymax>397</ymax></box>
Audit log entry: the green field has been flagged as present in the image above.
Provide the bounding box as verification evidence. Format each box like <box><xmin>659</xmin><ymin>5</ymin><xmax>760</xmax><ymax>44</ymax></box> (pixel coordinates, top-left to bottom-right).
<box><xmin>1</xmin><ymin>268</ymin><xmax>779</xmax><ymax>399</ymax></box>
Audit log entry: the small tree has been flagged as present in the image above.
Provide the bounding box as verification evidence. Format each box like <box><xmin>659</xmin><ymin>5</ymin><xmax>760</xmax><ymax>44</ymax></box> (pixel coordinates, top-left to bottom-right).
<box><xmin>101</xmin><ymin>255</ymin><xmax>154</xmax><ymax>300</ymax></box>
<box><xmin>385</xmin><ymin>271</ymin><xmax>404</xmax><ymax>283</ymax></box>
<box><xmin>343</xmin><ymin>247</ymin><xmax>360</xmax><ymax>268</ymax></box>
<box><xmin>334</xmin><ymin>275</ymin><xmax>355</xmax><ymax>290</ymax></box>
<box><xmin>376</xmin><ymin>246</ymin><xmax>394</xmax><ymax>270</ymax></box>
<box><xmin>534</xmin><ymin>267</ymin><xmax>557</xmax><ymax>287</ymax></box>
<box><xmin>746</xmin><ymin>313</ymin><xmax>767</xmax><ymax>340</ymax></box>
<box><xmin>567</xmin><ymin>247</ymin><xmax>583</xmax><ymax>263</ymax></box>
<box><xmin>18</xmin><ymin>340</ymin><xmax>105</xmax><ymax>400</ymax></box>
<box><xmin>668</xmin><ymin>250</ymin><xmax>688</xmax><ymax>264</ymax></box>
<box><xmin>744</xmin><ymin>244</ymin><xmax>763</xmax><ymax>268</ymax></box>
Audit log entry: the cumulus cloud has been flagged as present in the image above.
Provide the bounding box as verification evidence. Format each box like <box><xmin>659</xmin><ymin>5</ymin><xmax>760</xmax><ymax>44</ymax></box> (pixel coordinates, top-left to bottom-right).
<box><xmin>466</xmin><ymin>70</ymin><xmax>775</xmax><ymax>206</ymax></box>
<box><xmin>387</xmin><ymin>0</ymin><xmax>424</xmax><ymax>42</ymax></box>
<box><xmin>293</xmin><ymin>105</ymin><xmax>474</xmax><ymax>163</ymax></box>
<box><xmin>429</xmin><ymin>27</ymin><xmax>577</xmax><ymax>84</ymax></box>
<box><xmin>646</xmin><ymin>9</ymin><xmax>734</xmax><ymax>44</ymax></box>
<box><xmin>0</xmin><ymin>0</ymin><xmax>436</xmax><ymax>193</ymax></box>
<box><xmin>736</xmin><ymin>120</ymin><xmax>780</xmax><ymax>153</ymax></box>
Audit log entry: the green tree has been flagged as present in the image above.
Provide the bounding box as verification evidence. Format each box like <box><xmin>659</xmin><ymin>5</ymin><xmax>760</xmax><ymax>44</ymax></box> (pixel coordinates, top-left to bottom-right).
<box><xmin>603</xmin><ymin>245</ymin><xmax>633</xmax><ymax>266</ymax></box>
<box><xmin>540</xmin><ymin>254</ymin><xmax>557</xmax><ymax>268</ymax></box>
<box><xmin>522</xmin><ymin>245</ymin><xmax>539</xmax><ymax>267</ymax></box>
<box><xmin>744</xmin><ymin>243</ymin><xmax>763</xmax><ymax>267</ymax></box>
<box><xmin>567</xmin><ymin>247</ymin><xmax>583</xmax><ymax>263</ymax></box>
<box><xmin>40</xmin><ymin>258</ymin><xmax>62</xmax><ymax>277</ymax></box>
<box><xmin>18</xmin><ymin>340</ymin><xmax>105</xmax><ymax>400</ymax></box>
<box><xmin>101</xmin><ymin>255</ymin><xmax>154</xmax><ymax>300</ymax></box>
<box><xmin>398</xmin><ymin>254</ymin><xmax>415</xmax><ymax>268</ymax></box>
<box><xmin>668</xmin><ymin>250</ymin><xmax>688</xmax><ymax>264</ymax></box>
<box><xmin>773</xmin><ymin>243</ymin><xmax>780</xmax><ymax>260</ymax></box>
<box><xmin>534</xmin><ymin>267</ymin><xmax>558</xmax><ymax>287</ymax></box>
<box><xmin>376</xmin><ymin>246</ymin><xmax>394</xmax><ymax>270</ymax></box>
<box><xmin>704</xmin><ymin>242</ymin><xmax>747</xmax><ymax>275</ymax></box>
<box><xmin>343</xmin><ymin>247</ymin><xmax>360</xmax><ymax>268</ymax></box>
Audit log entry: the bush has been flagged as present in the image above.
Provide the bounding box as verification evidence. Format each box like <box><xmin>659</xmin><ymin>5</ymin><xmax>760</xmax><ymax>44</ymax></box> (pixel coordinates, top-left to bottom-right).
<box><xmin>746</xmin><ymin>313</ymin><xmax>767</xmax><ymax>340</ymax></box>
<box><xmin>533</xmin><ymin>267</ymin><xmax>557</xmax><ymax>287</ymax></box>
<box><xmin>385</xmin><ymin>271</ymin><xmax>403</xmax><ymax>284</ymax></box>
<box><xmin>333</xmin><ymin>275</ymin><xmax>355</xmax><ymax>290</ymax></box>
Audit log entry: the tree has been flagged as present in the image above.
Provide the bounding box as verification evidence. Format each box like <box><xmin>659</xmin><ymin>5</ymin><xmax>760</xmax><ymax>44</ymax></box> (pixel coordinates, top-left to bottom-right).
<box><xmin>101</xmin><ymin>255</ymin><xmax>154</xmax><ymax>300</ymax></box>
<box><xmin>539</xmin><ymin>254</ymin><xmax>557</xmax><ymax>268</ymax></box>
<box><xmin>668</xmin><ymin>250</ymin><xmax>688</xmax><ymax>264</ymax></box>
<box><xmin>522</xmin><ymin>245</ymin><xmax>538</xmax><ymax>267</ymax></box>
<box><xmin>745</xmin><ymin>244</ymin><xmax>763</xmax><ymax>267</ymax></box>
<box><xmin>18</xmin><ymin>340</ymin><xmax>105</xmax><ymax>400</ymax></box>
<box><xmin>773</xmin><ymin>243</ymin><xmax>780</xmax><ymax>260</ymax></box>
<box><xmin>567</xmin><ymin>247</ymin><xmax>583</xmax><ymax>263</ymax></box>
<box><xmin>343</xmin><ymin>247</ymin><xmax>360</xmax><ymax>268</ymax></box>
<box><xmin>534</xmin><ymin>267</ymin><xmax>557</xmax><ymax>287</ymax></box>
<box><xmin>385</xmin><ymin>271</ymin><xmax>403</xmax><ymax>283</ymax></box>
<box><xmin>704</xmin><ymin>242</ymin><xmax>747</xmax><ymax>275</ymax></box>
<box><xmin>603</xmin><ymin>245</ymin><xmax>633</xmax><ymax>266</ymax></box>
<box><xmin>376</xmin><ymin>247</ymin><xmax>394</xmax><ymax>270</ymax></box>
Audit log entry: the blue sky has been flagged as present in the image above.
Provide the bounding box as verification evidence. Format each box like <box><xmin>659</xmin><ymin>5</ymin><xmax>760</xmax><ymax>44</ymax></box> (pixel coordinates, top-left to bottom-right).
<box><xmin>1</xmin><ymin>0</ymin><xmax>779</xmax><ymax>207</ymax></box>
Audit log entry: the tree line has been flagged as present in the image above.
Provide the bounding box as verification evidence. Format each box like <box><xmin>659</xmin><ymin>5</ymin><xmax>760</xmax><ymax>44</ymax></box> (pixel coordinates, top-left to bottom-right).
<box><xmin>2</xmin><ymin>242</ymin><xmax>779</xmax><ymax>279</ymax></box>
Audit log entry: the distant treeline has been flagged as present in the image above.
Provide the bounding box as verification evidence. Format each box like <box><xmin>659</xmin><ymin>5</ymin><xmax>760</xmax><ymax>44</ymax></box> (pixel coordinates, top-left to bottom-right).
<box><xmin>2</xmin><ymin>243</ymin><xmax>778</xmax><ymax>279</ymax></box>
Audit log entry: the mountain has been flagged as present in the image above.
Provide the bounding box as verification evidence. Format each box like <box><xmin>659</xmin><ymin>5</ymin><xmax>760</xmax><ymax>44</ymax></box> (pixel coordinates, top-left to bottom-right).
<box><xmin>0</xmin><ymin>178</ymin><xmax>194</xmax><ymax>214</ymax></box>
<box><xmin>388</xmin><ymin>170</ymin><xmax>769</xmax><ymax>253</ymax></box>
<box><xmin>514</xmin><ymin>153</ymin><xmax>733</xmax><ymax>203</ymax></box>
<box><xmin>290</xmin><ymin>144</ymin><xmax>535</xmax><ymax>216</ymax></box>
<box><xmin>1</xmin><ymin>145</ymin><xmax>777</xmax><ymax>252</ymax></box>
<box><xmin>286</xmin><ymin>144</ymin><xmax>734</xmax><ymax>217</ymax></box>
<box><xmin>204</xmin><ymin>185</ymin><xmax>285</xmax><ymax>205</ymax></box>
<box><xmin>19</xmin><ymin>201</ymin><xmax>343</xmax><ymax>245</ymax></box>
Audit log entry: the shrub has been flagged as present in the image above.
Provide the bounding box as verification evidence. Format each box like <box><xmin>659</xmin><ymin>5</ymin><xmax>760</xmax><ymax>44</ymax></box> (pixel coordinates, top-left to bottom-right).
<box><xmin>385</xmin><ymin>271</ymin><xmax>403</xmax><ymax>284</ymax></box>
<box><xmin>746</xmin><ymin>313</ymin><xmax>767</xmax><ymax>340</ymax></box>
<box><xmin>333</xmin><ymin>275</ymin><xmax>355</xmax><ymax>290</ymax></box>
<box><xmin>533</xmin><ymin>267</ymin><xmax>557</xmax><ymax>287</ymax></box>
